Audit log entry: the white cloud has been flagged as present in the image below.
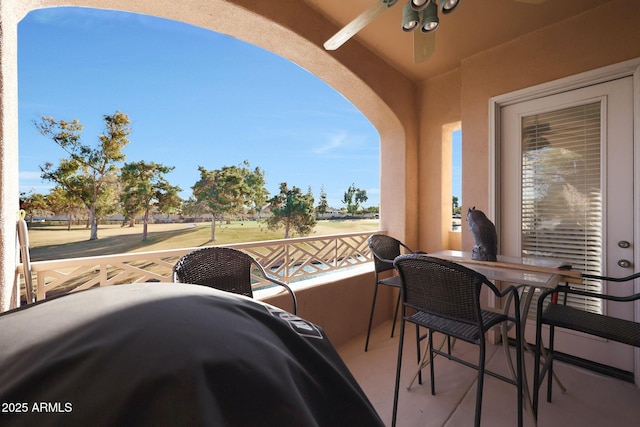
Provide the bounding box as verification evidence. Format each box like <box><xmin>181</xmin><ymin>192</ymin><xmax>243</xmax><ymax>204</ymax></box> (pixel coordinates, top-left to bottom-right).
<box><xmin>20</xmin><ymin>184</ymin><xmax>54</xmax><ymax>195</ymax></box>
<box><xmin>312</xmin><ymin>132</ymin><xmax>350</xmax><ymax>154</ymax></box>
<box><xmin>19</xmin><ymin>171</ymin><xmax>43</xmax><ymax>181</ymax></box>
<box><xmin>19</xmin><ymin>171</ymin><xmax>53</xmax><ymax>195</ymax></box>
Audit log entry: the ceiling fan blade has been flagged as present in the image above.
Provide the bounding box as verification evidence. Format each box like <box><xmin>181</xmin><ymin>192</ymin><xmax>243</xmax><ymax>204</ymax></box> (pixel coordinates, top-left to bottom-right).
<box><xmin>324</xmin><ymin>2</ymin><xmax>391</xmax><ymax>51</ymax></box>
<box><xmin>413</xmin><ymin>30</ymin><xmax>435</xmax><ymax>63</ymax></box>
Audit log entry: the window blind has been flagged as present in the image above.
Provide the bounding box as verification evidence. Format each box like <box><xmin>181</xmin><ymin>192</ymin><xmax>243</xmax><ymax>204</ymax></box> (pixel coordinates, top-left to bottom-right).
<box><xmin>521</xmin><ymin>101</ymin><xmax>603</xmax><ymax>314</ymax></box>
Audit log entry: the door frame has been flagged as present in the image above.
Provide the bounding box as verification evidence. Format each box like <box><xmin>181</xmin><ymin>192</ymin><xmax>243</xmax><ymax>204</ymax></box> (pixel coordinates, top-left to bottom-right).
<box><xmin>489</xmin><ymin>57</ymin><xmax>640</xmax><ymax>385</ymax></box>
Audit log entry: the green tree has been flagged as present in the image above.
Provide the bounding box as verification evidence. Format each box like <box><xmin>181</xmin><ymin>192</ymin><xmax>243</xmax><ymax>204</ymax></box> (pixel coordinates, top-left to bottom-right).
<box><xmin>192</xmin><ymin>164</ymin><xmax>251</xmax><ymax>241</ymax></box>
<box><xmin>266</xmin><ymin>183</ymin><xmax>316</xmax><ymax>238</ymax></box>
<box><xmin>242</xmin><ymin>161</ymin><xmax>269</xmax><ymax>218</ymax></box>
<box><xmin>365</xmin><ymin>205</ymin><xmax>379</xmax><ymax>214</ymax></box>
<box><xmin>19</xmin><ymin>191</ymin><xmax>49</xmax><ymax>222</ymax></box>
<box><xmin>342</xmin><ymin>183</ymin><xmax>368</xmax><ymax>216</ymax></box>
<box><xmin>316</xmin><ymin>185</ymin><xmax>329</xmax><ymax>217</ymax></box>
<box><xmin>452</xmin><ymin>195</ymin><xmax>461</xmax><ymax>215</ymax></box>
<box><xmin>181</xmin><ymin>196</ymin><xmax>207</xmax><ymax>221</ymax></box>
<box><xmin>120</xmin><ymin>161</ymin><xmax>182</xmax><ymax>240</ymax></box>
<box><xmin>46</xmin><ymin>186</ymin><xmax>85</xmax><ymax>230</ymax></box>
<box><xmin>35</xmin><ymin>111</ymin><xmax>131</xmax><ymax>240</ymax></box>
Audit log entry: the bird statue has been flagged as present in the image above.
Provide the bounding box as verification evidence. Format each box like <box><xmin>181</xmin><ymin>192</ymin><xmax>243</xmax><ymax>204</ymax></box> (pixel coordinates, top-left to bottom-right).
<box><xmin>467</xmin><ymin>207</ymin><xmax>497</xmax><ymax>261</ymax></box>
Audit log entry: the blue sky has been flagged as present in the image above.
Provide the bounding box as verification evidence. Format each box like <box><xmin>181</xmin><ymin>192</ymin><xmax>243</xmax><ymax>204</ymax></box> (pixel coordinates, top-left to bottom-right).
<box><xmin>18</xmin><ymin>7</ymin><xmax>382</xmax><ymax>209</ymax></box>
<box><xmin>452</xmin><ymin>130</ymin><xmax>462</xmax><ymax>206</ymax></box>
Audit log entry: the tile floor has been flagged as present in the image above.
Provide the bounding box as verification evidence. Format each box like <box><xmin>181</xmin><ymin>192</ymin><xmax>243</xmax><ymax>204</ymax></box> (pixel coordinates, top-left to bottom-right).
<box><xmin>338</xmin><ymin>321</ymin><xmax>640</xmax><ymax>427</ymax></box>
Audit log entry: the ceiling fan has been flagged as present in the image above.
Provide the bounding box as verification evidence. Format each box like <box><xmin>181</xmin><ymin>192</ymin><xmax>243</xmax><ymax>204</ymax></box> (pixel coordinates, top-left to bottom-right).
<box><xmin>323</xmin><ymin>0</ymin><xmax>546</xmax><ymax>64</ymax></box>
<box><xmin>323</xmin><ymin>0</ymin><xmax>459</xmax><ymax>64</ymax></box>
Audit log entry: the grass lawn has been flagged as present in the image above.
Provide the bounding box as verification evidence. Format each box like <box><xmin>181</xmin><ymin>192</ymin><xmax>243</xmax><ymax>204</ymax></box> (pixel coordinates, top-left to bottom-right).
<box><xmin>28</xmin><ymin>219</ymin><xmax>380</xmax><ymax>261</ymax></box>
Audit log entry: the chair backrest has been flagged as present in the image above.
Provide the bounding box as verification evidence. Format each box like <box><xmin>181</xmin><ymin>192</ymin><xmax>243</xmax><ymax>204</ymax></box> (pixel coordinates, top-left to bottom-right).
<box><xmin>394</xmin><ymin>254</ymin><xmax>485</xmax><ymax>325</ymax></box>
<box><xmin>173</xmin><ymin>247</ymin><xmax>254</xmax><ymax>297</ymax></box>
<box><xmin>368</xmin><ymin>234</ymin><xmax>409</xmax><ymax>274</ymax></box>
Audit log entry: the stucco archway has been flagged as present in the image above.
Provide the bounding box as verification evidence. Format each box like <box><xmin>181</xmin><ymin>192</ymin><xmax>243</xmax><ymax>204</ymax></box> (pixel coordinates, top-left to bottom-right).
<box><xmin>0</xmin><ymin>0</ymin><xmax>418</xmax><ymax>310</ymax></box>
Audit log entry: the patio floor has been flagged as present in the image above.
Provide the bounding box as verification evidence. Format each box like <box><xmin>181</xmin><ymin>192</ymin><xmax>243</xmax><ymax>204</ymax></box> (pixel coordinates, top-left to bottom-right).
<box><xmin>338</xmin><ymin>320</ymin><xmax>640</xmax><ymax>427</ymax></box>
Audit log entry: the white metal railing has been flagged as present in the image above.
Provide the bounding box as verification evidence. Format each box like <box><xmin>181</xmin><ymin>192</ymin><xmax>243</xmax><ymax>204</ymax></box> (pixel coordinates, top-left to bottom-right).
<box><xmin>16</xmin><ymin>231</ymin><xmax>378</xmax><ymax>302</ymax></box>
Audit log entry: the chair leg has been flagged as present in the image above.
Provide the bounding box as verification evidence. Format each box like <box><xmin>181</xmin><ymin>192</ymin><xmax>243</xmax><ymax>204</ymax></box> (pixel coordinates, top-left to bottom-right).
<box><xmin>475</xmin><ymin>342</ymin><xmax>485</xmax><ymax>427</ymax></box>
<box><xmin>364</xmin><ymin>282</ymin><xmax>380</xmax><ymax>352</ymax></box>
<box><xmin>415</xmin><ymin>324</ymin><xmax>423</xmax><ymax>385</ymax></box>
<box><xmin>429</xmin><ymin>330</ymin><xmax>436</xmax><ymax>395</ymax></box>
<box><xmin>533</xmin><ymin>329</ymin><xmax>542</xmax><ymax>419</ymax></box>
<box><xmin>391</xmin><ymin>316</ymin><xmax>407</xmax><ymax>427</ymax></box>
<box><xmin>546</xmin><ymin>325</ymin><xmax>556</xmax><ymax>403</ymax></box>
<box><xmin>408</xmin><ymin>332</ymin><xmax>456</xmax><ymax>390</ymax></box>
<box><xmin>515</xmin><ymin>317</ymin><xmax>524</xmax><ymax>427</ymax></box>
<box><xmin>391</xmin><ymin>290</ymin><xmax>401</xmax><ymax>337</ymax></box>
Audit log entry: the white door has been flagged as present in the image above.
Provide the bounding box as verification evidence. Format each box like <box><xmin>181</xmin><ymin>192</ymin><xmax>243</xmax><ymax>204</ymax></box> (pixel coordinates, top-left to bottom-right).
<box><xmin>500</xmin><ymin>76</ymin><xmax>635</xmax><ymax>372</ymax></box>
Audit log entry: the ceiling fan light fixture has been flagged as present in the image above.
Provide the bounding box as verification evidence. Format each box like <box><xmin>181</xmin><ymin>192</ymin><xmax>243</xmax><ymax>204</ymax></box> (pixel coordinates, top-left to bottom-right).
<box><xmin>402</xmin><ymin>2</ymin><xmax>420</xmax><ymax>32</ymax></box>
<box><xmin>420</xmin><ymin>2</ymin><xmax>439</xmax><ymax>33</ymax></box>
<box><xmin>410</xmin><ymin>0</ymin><xmax>431</xmax><ymax>12</ymax></box>
<box><xmin>440</xmin><ymin>0</ymin><xmax>461</xmax><ymax>14</ymax></box>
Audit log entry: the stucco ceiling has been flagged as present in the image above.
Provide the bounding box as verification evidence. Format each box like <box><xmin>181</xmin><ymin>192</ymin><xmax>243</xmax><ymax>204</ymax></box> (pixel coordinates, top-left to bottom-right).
<box><xmin>304</xmin><ymin>0</ymin><xmax>608</xmax><ymax>81</ymax></box>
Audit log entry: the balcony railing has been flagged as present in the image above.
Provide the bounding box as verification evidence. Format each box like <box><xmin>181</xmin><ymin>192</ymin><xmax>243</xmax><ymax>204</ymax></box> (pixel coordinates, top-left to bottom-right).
<box><xmin>17</xmin><ymin>231</ymin><xmax>378</xmax><ymax>302</ymax></box>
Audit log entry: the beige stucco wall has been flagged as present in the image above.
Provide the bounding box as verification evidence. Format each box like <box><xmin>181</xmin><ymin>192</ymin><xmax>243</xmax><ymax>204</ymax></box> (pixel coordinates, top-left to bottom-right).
<box><xmin>0</xmin><ymin>1</ymin><xmax>22</xmax><ymax>309</ymax></box>
<box><xmin>418</xmin><ymin>70</ymin><xmax>462</xmax><ymax>253</ymax></box>
<box><xmin>418</xmin><ymin>0</ymin><xmax>640</xmax><ymax>253</ymax></box>
<box><xmin>258</xmin><ymin>268</ymin><xmax>380</xmax><ymax>348</ymax></box>
<box><xmin>0</xmin><ymin>0</ymin><xmax>419</xmax><ymax>310</ymax></box>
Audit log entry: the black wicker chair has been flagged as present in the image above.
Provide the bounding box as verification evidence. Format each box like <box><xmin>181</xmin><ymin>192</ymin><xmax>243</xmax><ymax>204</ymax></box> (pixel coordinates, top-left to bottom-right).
<box><xmin>365</xmin><ymin>234</ymin><xmax>419</xmax><ymax>352</ymax></box>
<box><xmin>173</xmin><ymin>247</ymin><xmax>297</xmax><ymax>315</ymax></box>
<box><xmin>391</xmin><ymin>254</ymin><xmax>523</xmax><ymax>427</ymax></box>
<box><xmin>533</xmin><ymin>271</ymin><xmax>640</xmax><ymax>418</ymax></box>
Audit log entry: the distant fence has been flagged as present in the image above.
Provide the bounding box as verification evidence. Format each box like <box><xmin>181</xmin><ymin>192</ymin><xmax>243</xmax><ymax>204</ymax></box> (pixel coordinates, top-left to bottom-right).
<box><xmin>17</xmin><ymin>231</ymin><xmax>378</xmax><ymax>302</ymax></box>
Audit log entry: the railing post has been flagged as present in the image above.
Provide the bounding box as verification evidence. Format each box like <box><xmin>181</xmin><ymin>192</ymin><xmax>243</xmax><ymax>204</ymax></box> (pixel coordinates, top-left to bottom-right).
<box><xmin>100</xmin><ymin>263</ymin><xmax>108</xmax><ymax>287</ymax></box>
<box><xmin>37</xmin><ymin>273</ymin><xmax>45</xmax><ymax>301</ymax></box>
<box><xmin>284</xmin><ymin>241</ymin><xmax>290</xmax><ymax>282</ymax></box>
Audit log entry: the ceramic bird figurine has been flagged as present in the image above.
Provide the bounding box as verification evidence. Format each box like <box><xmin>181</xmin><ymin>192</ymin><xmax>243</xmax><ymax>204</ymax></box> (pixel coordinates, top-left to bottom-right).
<box><xmin>467</xmin><ymin>207</ymin><xmax>497</xmax><ymax>261</ymax></box>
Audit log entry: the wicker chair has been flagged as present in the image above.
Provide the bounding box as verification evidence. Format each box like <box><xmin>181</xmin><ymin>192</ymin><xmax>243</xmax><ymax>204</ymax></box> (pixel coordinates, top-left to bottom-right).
<box><xmin>391</xmin><ymin>254</ymin><xmax>523</xmax><ymax>427</ymax></box>
<box><xmin>533</xmin><ymin>271</ymin><xmax>640</xmax><ymax>418</ymax></box>
<box><xmin>173</xmin><ymin>247</ymin><xmax>297</xmax><ymax>315</ymax></box>
<box><xmin>365</xmin><ymin>234</ymin><xmax>419</xmax><ymax>352</ymax></box>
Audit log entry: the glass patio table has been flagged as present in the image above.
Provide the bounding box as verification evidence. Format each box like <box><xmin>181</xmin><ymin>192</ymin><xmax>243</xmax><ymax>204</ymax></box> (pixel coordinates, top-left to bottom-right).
<box><xmin>429</xmin><ymin>250</ymin><xmax>582</xmax><ymax>285</ymax></box>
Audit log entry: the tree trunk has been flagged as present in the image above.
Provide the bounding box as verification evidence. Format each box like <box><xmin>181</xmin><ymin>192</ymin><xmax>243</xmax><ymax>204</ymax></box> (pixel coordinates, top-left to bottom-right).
<box><xmin>89</xmin><ymin>207</ymin><xmax>98</xmax><ymax>240</ymax></box>
<box><xmin>211</xmin><ymin>217</ymin><xmax>217</xmax><ymax>241</ymax></box>
<box><xmin>142</xmin><ymin>208</ymin><xmax>149</xmax><ymax>241</ymax></box>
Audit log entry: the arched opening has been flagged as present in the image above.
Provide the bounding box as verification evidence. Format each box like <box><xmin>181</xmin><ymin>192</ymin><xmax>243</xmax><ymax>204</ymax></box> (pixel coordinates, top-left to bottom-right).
<box><xmin>1</xmin><ymin>1</ymin><xmax>416</xmax><ymax>309</ymax></box>
<box><xmin>18</xmin><ymin>7</ymin><xmax>381</xmax><ymax>236</ymax></box>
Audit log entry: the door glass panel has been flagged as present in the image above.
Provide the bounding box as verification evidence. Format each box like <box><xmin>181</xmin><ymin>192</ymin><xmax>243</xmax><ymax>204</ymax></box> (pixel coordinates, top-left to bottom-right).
<box><xmin>521</xmin><ymin>102</ymin><xmax>603</xmax><ymax>314</ymax></box>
